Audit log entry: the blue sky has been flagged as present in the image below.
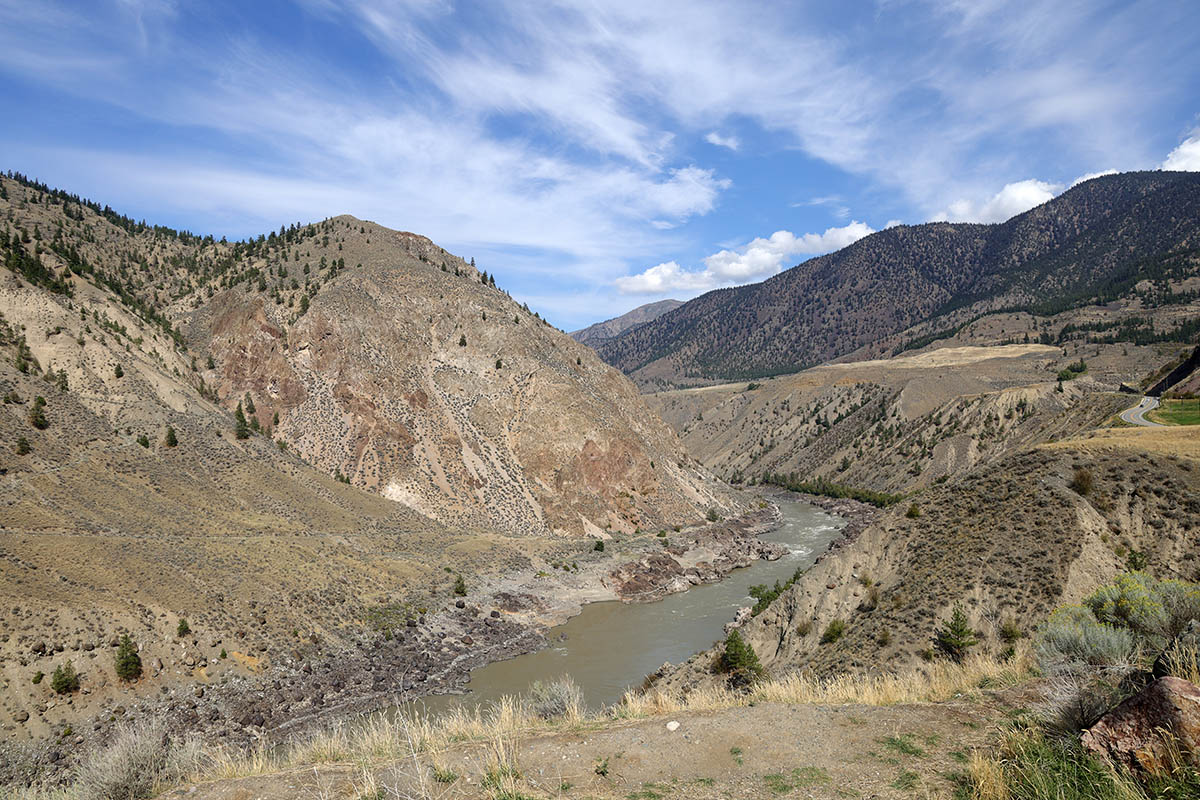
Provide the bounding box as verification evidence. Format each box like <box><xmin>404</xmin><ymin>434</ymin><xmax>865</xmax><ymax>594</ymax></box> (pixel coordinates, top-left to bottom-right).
<box><xmin>1</xmin><ymin>1</ymin><xmax>1198</xmax><ymax>329</ymax></box>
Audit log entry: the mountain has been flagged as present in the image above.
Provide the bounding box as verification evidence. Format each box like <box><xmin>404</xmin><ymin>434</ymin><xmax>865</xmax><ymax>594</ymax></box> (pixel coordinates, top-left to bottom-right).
<box><xmin>0</xmin><ymin>172</ymin><xmax>747</xmax><ymax>749</ymax></box>
<box><xmin>596</xmin><ymin>171</ymin><xmax>1200</xmax><ymax>389</ymax></box>
<box><xmin>570</xmin><ymin>298</ymin><xmax>683</xmax><ymax>346</ymax></box>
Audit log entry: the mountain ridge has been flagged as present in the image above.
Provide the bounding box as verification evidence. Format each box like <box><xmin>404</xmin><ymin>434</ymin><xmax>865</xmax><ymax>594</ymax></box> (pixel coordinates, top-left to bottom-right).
<box><xmin>570</xmin><ymin>298</ymin><xmax>683</xmax><ymax>346</ymax></box>
<box><xmin>596</xmin><ymin>171</ymin><xmax>1200</xmax><ymax>388</ymax></box>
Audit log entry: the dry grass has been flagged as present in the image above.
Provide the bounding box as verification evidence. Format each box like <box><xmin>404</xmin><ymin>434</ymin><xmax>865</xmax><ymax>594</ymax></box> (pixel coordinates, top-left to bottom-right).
<box><xmin>618</xmin><ymin>645</ymin><xmax>1032</xmax><ymax>718</ymax></box>
<box><xmin>9</xmin><ymin>654</ymin><xmax>1031</xmax><ymax>799</ymax></box>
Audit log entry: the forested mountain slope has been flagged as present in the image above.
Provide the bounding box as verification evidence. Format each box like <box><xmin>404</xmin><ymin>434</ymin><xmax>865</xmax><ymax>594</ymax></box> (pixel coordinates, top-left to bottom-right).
<box><xmin>597</xmin><ymin>171</ymin><xmax>1200</xmax><ymax>388</ymax></box>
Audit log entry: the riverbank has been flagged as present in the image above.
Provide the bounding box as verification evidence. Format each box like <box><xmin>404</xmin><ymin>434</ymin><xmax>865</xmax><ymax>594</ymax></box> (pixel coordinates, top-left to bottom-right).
<box><xmin>165</xmin><ymin>650</ymin><xmax>1032</xmax><ymax>800</ymax></box>
<box><xmin>1</xmin><ymin>503</ymin><xmax>791</xmax><ymax>789</ymax></box>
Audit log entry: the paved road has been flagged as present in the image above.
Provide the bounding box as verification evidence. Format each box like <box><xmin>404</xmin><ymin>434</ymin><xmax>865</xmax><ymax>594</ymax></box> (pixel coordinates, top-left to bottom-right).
<box><xmin>1119</xmin><ymin>396</ymin><xmax>1162</xmax><ymax>427</ymax></box>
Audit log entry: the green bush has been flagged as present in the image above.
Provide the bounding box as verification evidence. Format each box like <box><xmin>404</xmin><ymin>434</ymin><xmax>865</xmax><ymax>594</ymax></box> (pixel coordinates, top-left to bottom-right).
<box><xmin>820</xmin><ymin>619</ymin><xmax>845</xmax><ymax>644</ymax></box>
<box><xmin>176</xmin><ymin>619</ymin><xmax>190</xmax><ymax>637</ymax></box>
<box><xmin>453</xmin><ymin>575</ymin><xmax>466</xmax><ymax>596</ymax></box>
<box><xmin>15</xmin><ymin>436</ymin><xmax>30</xmax><ymax>454</ymax></box>
<box><xmin>760</xmin><ymin>473</ymin><xmax>902</xmax><ymax>508</ymax></box>
<box><xmin>29</xmin><ymin>396</ymin><xmax>48</xmax><ymax>429</ymax></box>
<box><xmin>1035</xmin><ymin>574</ymin><xmax>1200</xmax><ymax>732</ymax></box>
<box><xmin>164</xmin><ymin>427</ymin><xmax>177</xmax><ymax>447</ymax></box>
<box><xmin>593</xmin><ymin>540</ymin><xmax>604</xmax><ymax>552</ymax></box>
<box><xmin>905</xmin><ymin>502</ymin><xmax>921</xmax><ymax>518</ymax></box>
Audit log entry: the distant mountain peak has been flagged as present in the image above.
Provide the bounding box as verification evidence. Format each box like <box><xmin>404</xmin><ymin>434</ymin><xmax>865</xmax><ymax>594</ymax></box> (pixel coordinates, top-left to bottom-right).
<box><xmin>571</xmin><ymin>299</ymin><xmax>683</xmax><ymax>346</ymax></box>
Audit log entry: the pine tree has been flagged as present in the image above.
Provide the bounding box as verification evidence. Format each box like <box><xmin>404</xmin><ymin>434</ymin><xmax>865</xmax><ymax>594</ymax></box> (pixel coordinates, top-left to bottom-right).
<box><xmin>114</xmin><ymin>635</ymin><xmax>142</xmax><ymax>681</ymax></box>
<box><xmin>206</xmin><ymin>355</ymin><xmax>215</xmax><ymax>370</ymax></box>
<box><xmin>243</xmin><ymin>393</ymin><xmax>256</xmax><ymax>415</ymax></box>
<box><xmin>50</xmin><ymin>661</ymin><xmax>80</xmax><ymax>694</ymax></box>
<box><xmin>933</xmin><ymin>604</ymin><xmax>978</xmax><ymax>663</ymax></box>
<box><xmin>114</xmin><ymin>363</ymin><xmax>123</xmax><ymax>378</ymax></box>
<box><xmin>719</xmin><ymin>630</ymin><xmax>764</xmax><ymax>687</ymax></box>
<box><xmin>165</xmin><ymin>427</ymin><xmax>178</xmax><ymax>447</ymax></box>
<box><xmin>453</xmin><ymin>575</ymin><xmax>467</xmax><ymax>596</ymax></box>
<box><xmin>177</xmin><ymin>618</ymin><xmax>190</xmax><ymax>637</ymax></box>
<box><xmin>234</xmin><ymin>403</ymin><xmax>250</xmax><ymax>439</ymax></box>
<box><xmin>15</xmin><ymin>436</ymin><xmax>30</xmax><ymax>455</ymax></box>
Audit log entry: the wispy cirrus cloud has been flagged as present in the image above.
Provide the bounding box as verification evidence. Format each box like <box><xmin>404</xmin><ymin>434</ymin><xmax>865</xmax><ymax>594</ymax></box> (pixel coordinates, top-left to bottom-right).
<box><xmin>0</xmin><ymin>0</ymin><xmax>1196</xmax><ymax>326</ymax></box>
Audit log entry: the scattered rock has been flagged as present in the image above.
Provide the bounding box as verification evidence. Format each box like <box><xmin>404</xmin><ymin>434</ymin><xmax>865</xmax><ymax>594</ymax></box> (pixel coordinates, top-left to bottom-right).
<box><xmin>666</xmin><ymin>720</ymin><xmax>680</xmax><ymax>732</ymax></box>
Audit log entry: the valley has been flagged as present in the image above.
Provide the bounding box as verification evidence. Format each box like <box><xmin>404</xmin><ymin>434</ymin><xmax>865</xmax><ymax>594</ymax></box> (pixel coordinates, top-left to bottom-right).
<box><xmin>0</xmin><ymin>167</ymin><xmax>1198</xmax><ymax>800</ymax></box>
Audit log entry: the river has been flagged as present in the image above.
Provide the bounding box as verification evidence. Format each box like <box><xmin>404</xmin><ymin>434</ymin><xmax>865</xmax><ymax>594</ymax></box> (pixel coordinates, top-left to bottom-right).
<box><xmin>405</xmin><ymin>496</ymin><xmax>844</xmax><ymax>717</ymax></box>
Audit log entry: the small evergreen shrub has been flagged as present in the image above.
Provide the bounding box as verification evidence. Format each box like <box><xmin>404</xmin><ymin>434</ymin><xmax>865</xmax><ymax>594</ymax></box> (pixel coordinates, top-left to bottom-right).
<box><xmin>933</xmin><ymin>604</ymin><xmax>978</xmax><ymax>662</ymax></box>
<box><xmin>593</xmin><ymin>540</ymin><xmax>604</xmax><ymax>552</ymax></box>
<box><xmin>15</xmin><ymin>436</ymin><xmax>30</xmax><ymax>454</ymax></box>
<box><xmin>453</xmin><ymin>575</ymin><xmax>466</xmax><ymax>596</ymax></box>
<box><xmin>29</xmin><ymin>396</ymin><xmax>48</xmax><ymax>429</ymax></box>
<box><xmin>176</xmin><ymin>619</ymin><xmax>190</xmax><ymax>637</ymax></box>
<box><xmin>820</xmin><ymin>619</ymin><xmax>845</xmax><ymax>644</ymax></box>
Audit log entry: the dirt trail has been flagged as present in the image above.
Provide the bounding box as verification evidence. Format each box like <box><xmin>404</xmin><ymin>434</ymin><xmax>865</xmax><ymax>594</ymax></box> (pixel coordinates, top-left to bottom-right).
<box><xmin>164</xmin><ymin>698</ymin><xmax>1008</xmax><ymax>800</ymax></box>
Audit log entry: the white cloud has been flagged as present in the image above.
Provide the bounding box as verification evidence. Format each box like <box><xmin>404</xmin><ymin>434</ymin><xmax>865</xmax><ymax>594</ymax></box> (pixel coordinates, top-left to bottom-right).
<box><xmin>614</xmin><ymin>261</ymin><xmax>717</xmax><ymax>294</ymax></box>
<box><xmin>616</xmin><ymin>221</ymin><xmax>876</xmax><ymax>294</ymax></box>
<box><xmin>705</xmin><ymin>131</ymin><xmax>740</xmax><ymax>151</ymax></box>
<box><xmin>1070</xmin><ymin>169</ymin><xmax>1118</xmax><ymax>186</ymax></box>
<box><xmin>1163</xmin><ymin>133</ymin><xmax>1200</xmax><ymax>171</ymax></box>
<box><xmin>932</xmin><ymin>179</ymin><xmax>1061</xmax><ymax>223</ymax></box>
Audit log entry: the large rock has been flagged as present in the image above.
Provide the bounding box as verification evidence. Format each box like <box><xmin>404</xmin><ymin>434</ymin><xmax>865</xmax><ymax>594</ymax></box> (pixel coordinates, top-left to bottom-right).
<box><xmin>1082</xmin><ymin>676</ymin><xmax>1200</xmax><ymax>773</ymax></box>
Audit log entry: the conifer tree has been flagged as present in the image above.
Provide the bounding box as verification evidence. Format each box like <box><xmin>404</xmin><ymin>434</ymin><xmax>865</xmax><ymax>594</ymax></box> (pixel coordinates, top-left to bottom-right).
<box><xmin>933</xmin><ymin>604</ymin><xmax>978</xmax><ymax>662</ymax></box>
<box><xmin>165</xmin><ymin>426</ymin><xmax>178</xmax><ymax>447</ymax></box>
<box><xmin>51</xmin><ymin>660</ymin><xmax>79</xmax><ymax>694</ymax></box>
<box><xmin>114</xmin><ymin>635</ymin><xmax>142</xmax><ymax>681</ymax></box>
<box><xmin>234</xmin><ymin>403</ymin><xmax>250</xmax><ymax>440</ymax></box>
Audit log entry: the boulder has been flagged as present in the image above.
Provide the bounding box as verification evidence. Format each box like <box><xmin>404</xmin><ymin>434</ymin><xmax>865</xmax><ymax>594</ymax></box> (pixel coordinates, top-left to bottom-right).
<box><xmin>723</xmin><ymin>606</ymin><xmax>752</xmax><ymax>635</ymax></box>
<box><xmin>1082</xmin><ymin>676</ymin><xmax>1200</xmax><ymax>773</ymax></box>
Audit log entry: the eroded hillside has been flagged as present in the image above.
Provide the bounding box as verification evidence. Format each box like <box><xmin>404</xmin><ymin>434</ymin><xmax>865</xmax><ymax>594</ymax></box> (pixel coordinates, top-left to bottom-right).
<box><xmin>658</xmin><ymin>426</ymin><xmax>1200</xmax><ymax>694</ymax></box>
<box><xmin>648</xmin><ymin>342</ymin><xmax>1170</xmax><ymax>493</ymax></box>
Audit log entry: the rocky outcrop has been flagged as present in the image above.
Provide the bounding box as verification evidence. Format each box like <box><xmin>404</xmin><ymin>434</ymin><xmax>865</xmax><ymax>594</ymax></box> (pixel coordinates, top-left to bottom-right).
<box><xmin>1082</xmin><ymin>676</ymin><xmax>1200</xmax><ymax>773</ymax></box>
<box><xmin>194</xmin><ymin>218</ymin><xmax>743</xmax><ymax>538</ymax></box>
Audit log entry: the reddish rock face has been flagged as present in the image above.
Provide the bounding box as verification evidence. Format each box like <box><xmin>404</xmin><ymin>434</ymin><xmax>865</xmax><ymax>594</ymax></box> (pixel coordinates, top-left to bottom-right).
<box><xmin>1081</xmin><ymin>676</ymin><xmax>1200</xmax><ymax>773</ymax></box>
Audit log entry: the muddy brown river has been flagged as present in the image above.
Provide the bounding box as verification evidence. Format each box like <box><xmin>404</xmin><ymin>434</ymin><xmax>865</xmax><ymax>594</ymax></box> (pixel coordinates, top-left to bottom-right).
<box><xmin>406</xmin><ymin>497</ymin><xmax>844</xmax><ymax>716</ymax></box>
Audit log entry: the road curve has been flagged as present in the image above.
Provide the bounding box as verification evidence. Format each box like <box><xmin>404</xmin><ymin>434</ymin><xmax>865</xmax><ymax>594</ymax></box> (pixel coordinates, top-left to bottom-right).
<box><xmin>1119</xmin><ymin>396</ymin><xmax>1162</xmax><ymax>427</ymax></box>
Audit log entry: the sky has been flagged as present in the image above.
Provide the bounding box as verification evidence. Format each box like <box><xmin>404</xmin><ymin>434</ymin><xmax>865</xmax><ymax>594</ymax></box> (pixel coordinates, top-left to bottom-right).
<box><xmin>1</xmin><ymin>1</ymin><xmax>1198</xmax><ymax>330</ymax></box>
